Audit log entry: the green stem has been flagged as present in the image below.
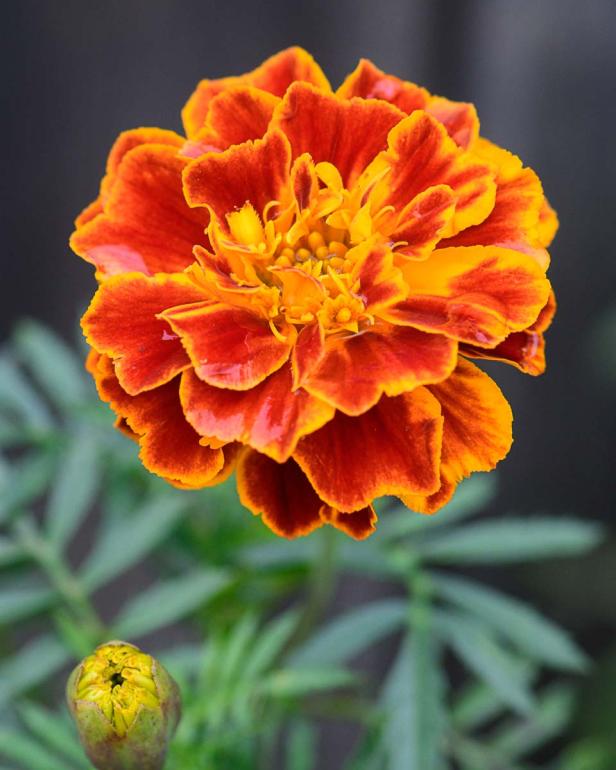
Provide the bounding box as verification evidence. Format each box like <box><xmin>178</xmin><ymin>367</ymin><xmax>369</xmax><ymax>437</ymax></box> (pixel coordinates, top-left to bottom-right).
<box><xmin>288</xmin><ymin>525</ymin><xmax>338</xmax><ymax>650</ymax></box>
<box><xmin>14</xmin><ymin>517</ymin><xmax>105</xmax><ymax>642</ymax></box>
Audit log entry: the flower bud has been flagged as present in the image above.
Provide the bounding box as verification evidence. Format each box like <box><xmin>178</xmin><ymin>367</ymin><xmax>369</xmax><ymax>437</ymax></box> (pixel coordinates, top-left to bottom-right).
<box><xmin>66</xmin><ymin>640</ymin><xmax>181</xmax><ymax>770</ymax></box>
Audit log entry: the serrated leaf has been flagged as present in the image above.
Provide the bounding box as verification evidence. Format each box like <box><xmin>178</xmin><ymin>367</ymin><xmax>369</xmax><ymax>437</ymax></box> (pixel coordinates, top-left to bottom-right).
<box><xmin>112</xmin><ymin>568</ymin><xmax>230</xmax><ymax>639</ymax></box>
<box><xmin>13</xmin><ymin>319</ymin><xmax>88</xmax><ymax>411</ymax></box>
<box><xmin>421</xmin><ymin>518</ymin><xmax>603</xmax><ymax>564</ymax></box>
<box><xmin>46</xmin><ymin>427</ymin><xmax>100</xmax><ymax>548</ymax></box>
<box><xmin>0</xmin><ymin>727</ymin><xmax>75</xmax><ymax>770</ymax></box>
<box><xmin>0</xmin><ymin>353</ymin><xmax>53</xmax><ymax>430</ymax></box>
<box><xmin>291</xmin><ymin>599</ymin><xmax>407</xmax><ymax>668</ymax></box>
<box><xmin>80</xmin><ymin>495</ymin><xmax>187</xmax><ymax>590</ymax></box>
<box><xmin>433</xmin><ymin>573</ymin><xmax>587</xmax><ymax>671</ymax></box>
<box><xmin>260</xmin><ymin>667</ymin><xmax>356</xmax><ymax>698</ymax></box>
<box><xmin>0</xmin><ymin>634</ymin><xmax>71</xmax><ymax>706</ymax></box>
<box><xmin>436</xmin><ymin>611</ymin><xmax>535</xmax><ymax>716</ymax></box>
<box><xmin>0</xmin><ymin>576</ymin><xmax>55</xmax><ymax>624</ymax></box>
<box><xmin>379</xmin><ymin>475</ymin><xmax>497</xmax><ymax>541</ymax></box>
<box><xmin>17</xmin><ymin>702</ymin><xmax>92</xmax><ymax>768</ymax></box>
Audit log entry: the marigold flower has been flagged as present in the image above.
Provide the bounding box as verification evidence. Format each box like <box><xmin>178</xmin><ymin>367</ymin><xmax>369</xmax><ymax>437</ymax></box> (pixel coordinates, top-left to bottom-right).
<box><xmin>66</xmin><ymin>641</ymin><xmax>181</xmax><ymax>770</ymax></box>
<box><xmin>72</xmin><ymin>48</ymin><xmax>557</xmax><ymax>539</ymax></box>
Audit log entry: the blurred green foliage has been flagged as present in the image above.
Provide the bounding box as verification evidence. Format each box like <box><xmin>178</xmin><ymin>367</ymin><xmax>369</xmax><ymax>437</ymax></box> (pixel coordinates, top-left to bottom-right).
<box><xmin>0</xmin><ymin>320</ymin><xmax>610</xmax><ymax>769</ymax></box>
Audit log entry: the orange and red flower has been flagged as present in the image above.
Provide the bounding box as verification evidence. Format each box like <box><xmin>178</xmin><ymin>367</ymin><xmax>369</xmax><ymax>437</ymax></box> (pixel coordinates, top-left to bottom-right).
<box><xmin>72</xmin><ymin>48</ymin><xmax>557</xmax><ymax>539</ymax></box>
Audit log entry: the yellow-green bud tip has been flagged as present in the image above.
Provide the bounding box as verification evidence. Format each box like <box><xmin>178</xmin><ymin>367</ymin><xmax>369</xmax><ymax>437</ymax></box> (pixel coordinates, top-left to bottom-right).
<box><xmin>67</xmin><ymin>641</ymin><xmax>181</xmax><ymax>770</ymax></box>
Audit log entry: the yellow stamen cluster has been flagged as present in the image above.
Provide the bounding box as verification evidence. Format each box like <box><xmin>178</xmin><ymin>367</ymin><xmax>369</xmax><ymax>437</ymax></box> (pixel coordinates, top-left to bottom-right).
<box><xmin>75</xmin><ymin>643</ymin><xmax>159</xmax><ymax>737</ymax></box>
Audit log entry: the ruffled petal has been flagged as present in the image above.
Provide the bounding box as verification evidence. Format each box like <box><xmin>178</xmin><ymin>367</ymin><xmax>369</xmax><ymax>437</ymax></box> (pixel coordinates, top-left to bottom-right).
<box><xmin>161</xmin><ymin>301</ymin><xmax>294</xmax><ymax>389</ymax></box>
<box><xmin>272</xmin><ymin>82</ymin><xmax>404</xmax><ymax>187</ymax></box>
<box><xmin>385</xmin><ymin>245</ymin><xmax>551</xmax><ymax>347</ymax></box>
<box><xmin>237</xmin><ymin>450</ymin><xmax>324</xmax><ymax>538</ymax></box>
<box><xmin>336</xmin><ymin>59</ymin><xmax>429</xmax><ymax>113</ymax></box>
<box><xmin>82</xmin><ymin>272</ymin><xmax>206</xmax><ymax>395</ymax></box>
<box><xmin>441</xmin><ymin>138</ymin><xmax>549</xmax><ymax>268</ymax></box>
<box><xmin>88</xmin><ymin>353</ymin><xmax>224</xmax><ymax>487</ymax></box>
<box><xmin>183</xmin><ymin>130</ymin><xmax>292</xmax><ymax>222</ymax></box>
<box><xmin>390</xmin><ymin>185</ymin><xmax>456</xmax><ymax>259</ymax></box>
<box><xmin>460</xmin><ymin>289</ymin><xmax>556</xmax><ymax>375</ymax></box>
<box><xmin>537</xmin><ymin>197</ymin><xmax>559</xmax><ymax>248</ymax></box>
<box><xmin>291</xmin><ymin>322</ymin><xmax>325</xmax><ymax>389</ymax></box>
<box><xmin>352</xmin><ymin>244</ymin><xmax>408</xmax><ymax>313</ymax></box>
<box><xmin>367</xmin><ymin>111</ymin><xmax>496</xmax><ymax>235</ymax></box>
<box><xmin>304</xmin><ymin>324</ymin><xmax>457</xmax><ymax>415</ymax></box>
<box><xmin>194</xmin><ymin>86</ymin><xmax>279</xmax><ymax>149</ymax></box>
<box><xmin>182</xmin><ymin>47</ymin><xmax>330</xmax><ymax>138</ymax></box>
<box><xmin>425</xmin><ymin>97</ymin><xmax>479</xmax><ymax>149</ymax></box>
<box><xmin>319</xmin><ymin>505</ymin><xmax>377</xmax><ymax>540</ymax></box>
<box><xmin>180</xmin><ymin>363</ymin><xmax>335</xmax><ymax>462</ymax></box>
<box><xmin>403</xmin><ymin>358</ymin><xmax>512</xmax><ymax>513</ymax></box>
<box><xmin>71</xmin><ymin>144</ymin><xmax>209</xmax><ymax>276</ymax></box>
<box><xmin>294</xmin><ymin>387</ymin><xmax>443</xmax><ymax>511</ymax></box>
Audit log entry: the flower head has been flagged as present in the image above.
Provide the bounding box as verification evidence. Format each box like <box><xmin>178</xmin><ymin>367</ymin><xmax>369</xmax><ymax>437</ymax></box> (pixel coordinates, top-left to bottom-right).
<box><xmin>72</xmin><ymin>48</ymin><xmax>556</xmax><ymax>539</ymax></box>
<box><xmin>67</xmin><ymin>641</ymin><xmax>181</xmax><ymax>770</ymax></box>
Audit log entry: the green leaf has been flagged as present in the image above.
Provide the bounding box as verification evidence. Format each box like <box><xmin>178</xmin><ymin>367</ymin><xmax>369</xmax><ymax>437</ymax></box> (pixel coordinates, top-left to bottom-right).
<box><xmin>381</xmin><ymin>630</ymin><xmax>445</xmax><ymax>770</ymax></box>
<box><xmin>17</xmin><ymin>702</ymin><xmax>92</xmax><ymax>768</ymax></box>
<box><xmin>0</xmin><ymin>634</ymin><xmax>71</xmax><ymax>706</ymax></box>
<box><xmin>420</xmin><ymin>518</ymin><xmax>603</xmax><ymax>564</ymax></box>
<box><xmin>452</xmin><ymin>670</ymin><xmax>534</xmax><ymax>732</ymax></box>
<box><xmin>436</xmin><ymin>611</ymin><xmax>535</xmax><ymax>716</ymax></box>
<box><xmin>112</xmin><ymin>568</ymin><xmax>230</xmax><ymax>639</ymax></box>
<box><xmin>0</xmin><ymin>575</ymin><xmax>55</xmax><ymax>624</ymax></box>
<box><xmin>378</xmin><ymin>475</ymin><xmax>497</xmax><ymax>541</ymax></box>
<box><xmin>13</xmin><ymin>319</ymin><xmax>88</xmax><ymax>411</ymax></box>
<box><xmin>46</xmin><ymin>427</ymin><xmax>100</xmax><ymax>548</ymax></box>
<box><xmin>80</xmin><ymin>495</ymin><xmax>187</xmax><ymax>590</ymax></box>
<box><xmin>260</xmin><ymin>667</ymin><xmax>356</xmax><ymax>698</ymax></box>
<box><xmin>0</xmin><ymin>353</ymin><xmax>53</xmax><ymax>430</ymax></box>
<box><xmin>488</xmin><ymin>684</ymin><xmax>575</xmax><ymax>761</ymax></box>
<box><xmin>0</xmin><ymin>451</ymin><xmax>56</xmax><ymax>524</ymax></box>
<box><xmin>290</xmin><ymin>599</ymin><xmax>407</xmax><ymax>668</ymax></box>
<box><xmin>242</xmin><ymin>608</ymin><xmax>299</xmax><ymax>680</ymax></box>
<box><xmin>0</xmin><ymin>536</ymin><xmax>24</xmax><ymax>567</ymax></box>
<box><xmin>433</xmin><ymin>573</ymin><xmax>587</xmax><ymax>671</ymax></box>
<box><xmin>0</xmin><ymin>727</ymin><xmax>76</xmax><ymax>770</ymax></box>
<box><xmin>286</xmin><ymin>719</ymin><xmax>317</xmax><ymax>770</ymax></box>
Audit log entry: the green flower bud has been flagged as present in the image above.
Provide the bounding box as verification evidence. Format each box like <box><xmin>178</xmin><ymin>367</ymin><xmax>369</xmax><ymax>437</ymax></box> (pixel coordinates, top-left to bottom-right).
<box><xmin>66</xmin><ymin>640</ymin><xmax>181</xmax><ymax>770</ymax></box>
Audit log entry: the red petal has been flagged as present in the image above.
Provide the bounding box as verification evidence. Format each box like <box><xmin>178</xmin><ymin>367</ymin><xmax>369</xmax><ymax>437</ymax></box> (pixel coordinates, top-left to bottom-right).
<box><xmin>337</xmin><ymin>59</ymin><xmax>429</xmax><ymax>113</ymax></box>
<box><xmin>237</xmin><ymin>450</ymin><xmax>324</xmax><ymax>538</ymax></box>
<box><xmin>404</xmin><ymin>358</ymin><xmax>512</xmax><ymax>513</ymax></box>
<box><xmin>291</xmin><ymin>322</ymin><xmax>325</xmax><ymax>389</ymax></box>
<box><xmin>183</xmin><ymin>130</ymin><xmax>291</xmax><ymax>221</ymax></box>
<box><xmin>368</xmin><ymin>111</ymin><xmax>496</xmax><ymax>235</ymax></box>
<box><xmin>182</xmin><ymin>47</ymin><xmax>329</xmax><ymax>138</ymax></box>
<box><xmin>89</xmin><ymin>354</ymin><xmax>224</xmax><ymax>487</ymax></box>
<box><xmin>161</xmin><ymin>302</ymin><xmax>294</xmax><ymax>389</ymax></box>
<box><xmin>304</xmin><ymin>324</ymin><xmax>457</xmax><ymax>415</ymax></box>
<box><xmin>385</xmin><ymin>245</ymin><xmax>551</xmax><ymax>347</ymax></box>
<box><xmin>441</xmin><ymin>139</ymin><xmax>549</xmax><ymax>266</ymax></box>
<box><xmin>425</xmin><ymin>97</ymin><xmax>479</xmax><ymax>149</ymax></box>
<box><xmin>71</xmin><ymin>144</ymin><xmax>209</xmax><ymax>276</ymax></box>
<box><xmin>272</xmin><ymin>82</ymin><xmax>404</xmax><ymax>187</ymax></box>
<box><xmin>391</xmin><ymin>185</ymin><xmax>456</xmax><ymax>259</ymax></box>
<box><xmin>195</xmin><ymin>86</ymin><xmax>279</xmax><ymax>149</ymax></box>
<box><xmin>180</xmin><ymin>363</ymin><xmax>335</xmax><ymax>462</ymax></box>
<box><xmin>461</xmin><ymin>330</ymin><xmax>546</xmax><ymax>376</ymax></box>
<box><xmin>353</xmin><ymin>244</ymin><xmax>408</xmax><ymax>313</ymax></box>
<box><xmin>320</xmin><ymin>505</ymin><xmax>377</xmax><ymax>540</ymax></box>
<box><xmin>82</xmin><ymin>273</ymin><xmax>206</xmax><ymax>395</ymax></box>
<box><xmin>294</xmin><ymin>387</ymin><xmax>443</xmax><ymax>511</ymax></box>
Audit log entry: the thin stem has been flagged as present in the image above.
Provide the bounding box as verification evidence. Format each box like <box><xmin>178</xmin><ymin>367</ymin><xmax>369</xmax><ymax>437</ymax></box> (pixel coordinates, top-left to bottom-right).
<box><xmin>14</xmin><ymin>516</ymin><xmax>105</xmax><ymax>642</ymax></box>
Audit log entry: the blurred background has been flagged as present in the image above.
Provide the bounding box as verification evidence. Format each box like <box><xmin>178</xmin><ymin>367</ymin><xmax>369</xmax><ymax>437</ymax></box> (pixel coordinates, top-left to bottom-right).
<box><xmin>2</xmin><ymin>1</ymin><xmax>615</xmax><ymax>767</ymax></box>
